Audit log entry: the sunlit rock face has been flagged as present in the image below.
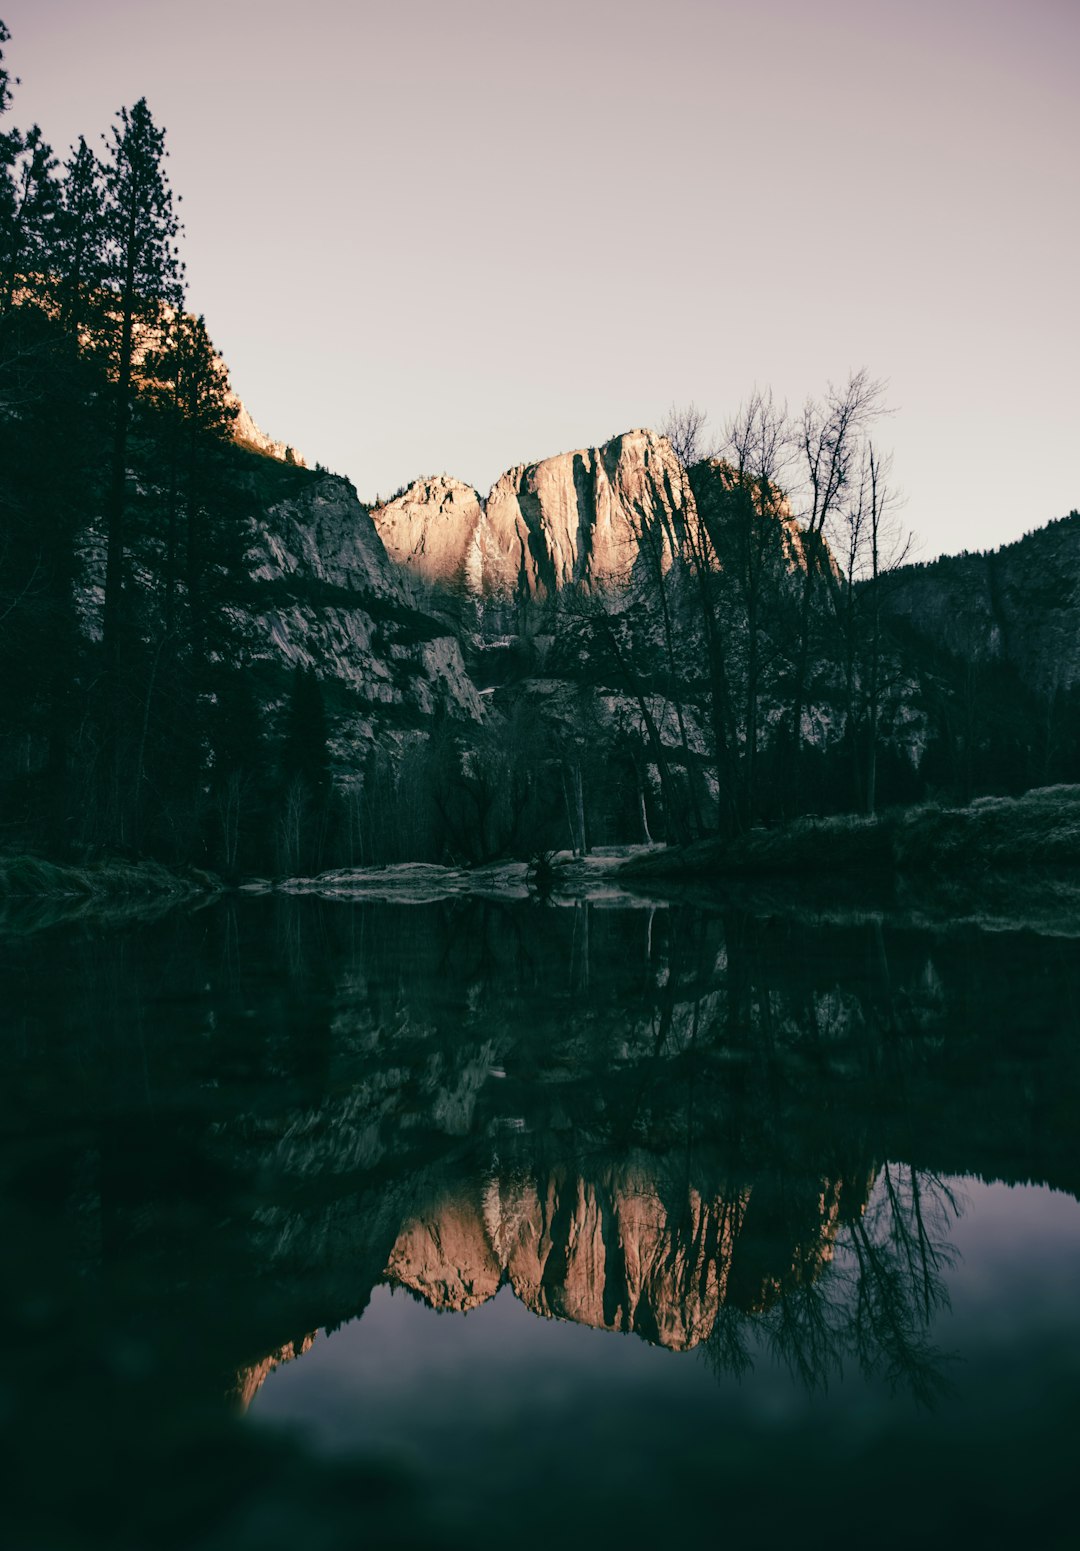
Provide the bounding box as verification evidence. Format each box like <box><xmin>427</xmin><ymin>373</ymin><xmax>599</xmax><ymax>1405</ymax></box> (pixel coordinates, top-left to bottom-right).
<box><xmin>373</xmin><ymin>476</ymin><xmax>486</xmax><ymax>596</ymax></box>
<box><xmin>386</xmin><ymin>1164</ymin><xmax>850</xmax><ymax>1352</ymax></box>
<box><xmin>231</xmin><ymin>396</ymin><xmax>305</xmax><ymax>466</ymax></box>
<box><xmin>481</xmin><ymin>430</ymin><xmax>687</xmax><ymax>602</ymax></box>
<box><xmin>491</xmin><ymin>1167</ymin><xmax>746</xmax><ymax>1350</ymax></box>
<box><xmin>372</xmin><ymin>429</ymin><xmax>690</xmax><ymax>617</ymax></box>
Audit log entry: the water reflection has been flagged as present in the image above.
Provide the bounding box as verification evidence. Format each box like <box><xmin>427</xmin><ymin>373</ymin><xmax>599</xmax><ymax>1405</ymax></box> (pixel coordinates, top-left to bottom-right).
<box><xmin>1</xmin><ymin>894</ymin><xmax>1078</xmax><ymax>1548</ymax></box>
<box><xmin>376</xmin><ymin>1155</ymin><xmax>958</xmax><ymax>1405</ymax></box>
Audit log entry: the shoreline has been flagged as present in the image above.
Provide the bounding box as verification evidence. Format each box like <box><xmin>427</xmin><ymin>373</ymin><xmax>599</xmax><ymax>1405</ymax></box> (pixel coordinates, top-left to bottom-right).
<box><xmin>616</xmin><ymin>787</ymin><xmax>1080</xmax><ymax>883</ymax></box>
<box><xmin>0</xmin><ymin>853</ymin><xmax>223</xmax><ymax>900</ymax></box>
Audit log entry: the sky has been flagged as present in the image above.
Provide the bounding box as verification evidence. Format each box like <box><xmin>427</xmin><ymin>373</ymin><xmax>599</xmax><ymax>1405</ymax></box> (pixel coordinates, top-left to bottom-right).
<box><xmin>3</xmin><ymin>0</ymin><xmax>1077</xmax><ymax>557</ymax></box>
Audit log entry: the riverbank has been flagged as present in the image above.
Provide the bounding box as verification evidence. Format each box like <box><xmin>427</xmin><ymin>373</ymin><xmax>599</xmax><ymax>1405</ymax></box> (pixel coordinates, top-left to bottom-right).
<box><xmin>0</xmin><ymin>854</ymin><xmax>223</xmax><ymax>901</ymax></box>
<box><xmin>250</xmin><ymin>845</ymin><xmax>668</xmax><ymax>906</ymax></box>
<box><xmin>0</xmin><ymin>854</ymin><xmax>224</xmax><ymax>936</ymax></box>
<box><xmin>617</xmin><ymin>786</ymin><xmax>1080</xmax><ymax>883</ymax></box>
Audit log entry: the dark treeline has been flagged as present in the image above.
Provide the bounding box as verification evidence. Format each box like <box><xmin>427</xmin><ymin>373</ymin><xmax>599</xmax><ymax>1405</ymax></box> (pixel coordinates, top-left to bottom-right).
<box><xmin>0</xmin><ymin>20</ymin><xmax>341</xmax><ymax>876</ymax></box>
<box><xmin>0</xmin><ymin>16</ymin><xmax>645</xmax><ymax>880</ymax></box>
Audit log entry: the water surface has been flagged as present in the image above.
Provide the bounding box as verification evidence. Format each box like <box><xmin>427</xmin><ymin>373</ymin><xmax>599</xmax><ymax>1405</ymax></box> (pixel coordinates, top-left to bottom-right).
<box><xmin>2</xmin><ymin>893</ymin><xmax>1078</xmax><ymax>1548</ymax></box>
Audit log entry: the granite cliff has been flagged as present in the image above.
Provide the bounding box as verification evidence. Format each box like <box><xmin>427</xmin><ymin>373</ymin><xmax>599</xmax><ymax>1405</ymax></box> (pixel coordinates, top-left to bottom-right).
<box><xmin>225</xmin><ymin>416</ymin><xmax>1078</xmax><ymax>832</ymax></box>
<box><xmin>241</xmin><ymin>471</ymin><xmax>482</xmax><ymax>762</ymax></box>
<box><xmin>371</xmin><ymin>428</ymin><xmax>689</xmax><ymax>624</ymax></box>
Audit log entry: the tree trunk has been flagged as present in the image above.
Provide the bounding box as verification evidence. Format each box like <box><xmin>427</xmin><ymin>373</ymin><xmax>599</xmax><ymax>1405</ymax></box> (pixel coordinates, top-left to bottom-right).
<box><xmin>102</xmin><ymin>210</ymin><xmax>139</xmax><ymax>781</ymax></box>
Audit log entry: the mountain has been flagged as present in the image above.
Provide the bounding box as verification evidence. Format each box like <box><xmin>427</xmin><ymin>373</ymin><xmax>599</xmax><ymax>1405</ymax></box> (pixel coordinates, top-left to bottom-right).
<box><xmin>240</xmin><ymin>470</ymin><xmax>482</xmax><ymax>763</ymax></box>
<box><xmin>883</xmin><ymin>510</ymin><xmax>1080</xmax><ymax>693</ymax></box>
<box><xmin>7</xmin><ymin>272</ymin><xmax>1075</xmax><ymax>874</ymax></box>
<box><xmin>230</xmin><ymin>392</ymin><xmax>305</xmax><ymax>467</ymax></box>
<box><xmin>232</xmin><ymin>417</ymin><xmax>1078</xmax><ymax>849</ymax></box>
<box><xmin>371</xmin><ymin>428</ymin><xmax>690</xmax><ymax>626</ymax></box>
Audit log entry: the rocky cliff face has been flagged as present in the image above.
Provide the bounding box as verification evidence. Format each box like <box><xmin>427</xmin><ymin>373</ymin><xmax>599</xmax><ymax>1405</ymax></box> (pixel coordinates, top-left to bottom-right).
<box><xmin>231</xmin><ymin>396</ymin><xmax>305</xmax><ymax>466</ymax></box>
<box><xmin>372</xmin><ymin>429</ymin><xmax>690</xmax><ymax>621</ymax></box>
<box><xmin>242</xmin><ymin>473</ymin><xmax>483</xmax><ymax>763</ymax></box>
<box><xmin>371</xmin><ymin>475</ymin><xmax>486</xmax><ymax>597</ymax></box>
<box><xmin>240</xmin><ymin>415</ymin><xmax>1076</xmax><ymax>807</ymax></box>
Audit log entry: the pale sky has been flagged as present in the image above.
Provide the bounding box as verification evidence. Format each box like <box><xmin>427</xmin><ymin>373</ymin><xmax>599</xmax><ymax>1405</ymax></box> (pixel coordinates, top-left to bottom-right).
<box><xmin>3</xmin><ymin>0</ymin><xmax>1077</xmax><ymax>556</ymax></box>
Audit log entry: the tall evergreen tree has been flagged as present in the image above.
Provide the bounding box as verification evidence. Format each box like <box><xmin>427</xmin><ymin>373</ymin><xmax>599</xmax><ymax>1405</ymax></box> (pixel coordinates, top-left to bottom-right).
<box><xmin>0</xmin><ymin>19</ymin><xmax>12</xmax><ymax>115</ymax></box>
<box><xmin>0</xmin><ymin>19</ymin><xmax>16</xmax><ymax>219</ymax></box>
<box><xmin>144</xmin><ymin>310</ymin><xmax>237</xmax><ymax>640</ymax></box>
<box><xmin>134</xmin><ymin>312</ymin><xmax>241</xmax><ymax>848</ymax></box>
<box><xmin>54</xmin><ymin>136</ymin><xmax>104</xmax><ymax>338</ymax></box>
<box><xmin>0</xmin><ymin>122</ymin><xmax>56</xmax><ymax>313</ymax></box>
<box><xmin>98</xmin><ymin>97</ymin><xmax>183</xmax><ymax>771</ymax></box>
<box><xmin>0</xmin><ymin>21</ymin><xmax>58</xmax><ymax>367</ymax></box>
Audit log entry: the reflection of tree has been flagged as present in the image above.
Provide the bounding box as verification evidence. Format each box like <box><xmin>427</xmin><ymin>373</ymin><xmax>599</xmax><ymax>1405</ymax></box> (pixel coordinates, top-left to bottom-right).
<box><xmin>846</xmin><ymin>1165</ymin><xmax>959</xmax><ymax>1405</ymax></box>
<box><xmin>704</xmin><ymin>1164</ymin><xmax>960</xmax><ymax>1406</ymax></box>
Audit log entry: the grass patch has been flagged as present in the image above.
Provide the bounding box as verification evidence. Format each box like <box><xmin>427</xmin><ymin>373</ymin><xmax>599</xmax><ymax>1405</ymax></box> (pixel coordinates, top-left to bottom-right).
<box><xmin>619</xmin><ymin>786</ymin><xmax>1080</xmax><ymax>882</ymax></box>
<box><xmin>895</xmin><ymin>787</ymin><xmax>1080</xmax><ymax>871</ymax></box>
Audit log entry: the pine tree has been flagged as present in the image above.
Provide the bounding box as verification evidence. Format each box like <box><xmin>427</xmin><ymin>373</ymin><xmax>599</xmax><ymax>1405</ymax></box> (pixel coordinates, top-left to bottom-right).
<box><xmin>0</xmin><ymin>20</ymin><xmax>58</xmax><ymax>366</ymax></box>
<box><xmin>98</xmin><ymin>97</ymin><xmax>184</xmax><ymax>779</ymax></box>
<box><xmin>143</xmin><ymin>310</ymin><xmax>237</xmax><ymax>639</ymax></box>
<box><xmin>0</xmin><ymin>123</ymin><xmax>56</xmax><ymax>314</ymax></box>
<box><xmin>54</xmin><ymin>136</ymin><xmax>104</xmax><ymax>338</ymax></box>
<box><xmin>0</xmin><ymin>20</ymin><xmax>16</xmax><ymax>214</ymax></box>
<box><xmin>135</xmin><ymin>310</ymin><xmax>242</xmax><ymax>842</ymax></box>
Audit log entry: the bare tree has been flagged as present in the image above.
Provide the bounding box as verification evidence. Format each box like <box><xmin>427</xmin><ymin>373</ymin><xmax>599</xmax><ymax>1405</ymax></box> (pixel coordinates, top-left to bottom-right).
<box><xmin>574</xmin><ymin>598</ymin><xmax>694</xmax><ymax>848</ymax></box>
<box><xmin>625</xmin><ymin>477</ymin><xmax>706</xmax><ymax>839</ymax></box>
<box><xmin>721</xmin><ymin>388</ymin><xmax>793</xmax><ymax>821</ymax></box>
<box><xmin>832</xmin><ymin>443</ymin><xmax>911</xmax><ymax>812</ymax></box>
<box><xmin>678</xmin><ymin>480</ymin><xmax>742</xmax><ymax>834</ymax></box>
<box><xmin>786</xmin><ymin>369</ymin><xmax>886</xmax><ymax>809</ymax></box>
<box><xmin>660</xmin><ymin>401</ymin><xmax>715</xmax><ymax>469</ymax></box>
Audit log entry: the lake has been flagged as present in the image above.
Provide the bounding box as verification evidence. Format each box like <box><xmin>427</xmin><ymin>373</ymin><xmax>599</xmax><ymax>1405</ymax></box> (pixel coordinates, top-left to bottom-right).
<box><xmin>1</xmin><ymin>889</ymin><xmax>1078</xmax><ymax>1549</ymax></box>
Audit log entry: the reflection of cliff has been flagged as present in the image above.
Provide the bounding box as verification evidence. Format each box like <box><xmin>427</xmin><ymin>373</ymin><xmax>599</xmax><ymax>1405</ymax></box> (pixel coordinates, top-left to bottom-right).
<box><xmin>232</xmin><ymin>1333</ymin><xmax>317</xmax><ymax>1410</ymax></box>
<box><xmin>387</xmin><ymin>1165</ymin><xmax>852</xmax><ymax>1351</ymax></box>
<box><xmin>7</xmin><ymin>893</ymin><xmax>1080</xmax><ymax>1441</ymax></box>
<box><xmin>233</xmin><ymin>1161</ymin><xmax>851</xmax><ymax>1412</ymax></box>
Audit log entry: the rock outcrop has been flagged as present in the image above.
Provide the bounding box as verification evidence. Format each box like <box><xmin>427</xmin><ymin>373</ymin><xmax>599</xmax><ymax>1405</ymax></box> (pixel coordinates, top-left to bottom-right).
<box><xmin>243</xmin><ymin>473</ymin><xmax>483</xmax><ymax>762</ymax></box>
<box><xmin>240</xmin><ymin>415</ymin><xmax>1077</xmax><ymax>800</ymax></box>
<box><xmin>372</xmin><ymin>475</ymin><xmax>485</xmax><ymax>596</ymax></box>
<box><xmin>372</xmin><ymin>429</ymin><xmax>690</xmax><ymax>619</ymax></box>
<box><xmin>232</xmin><ymin>395</ymin><xmax>305</xmax><ymax>466</ymax></box>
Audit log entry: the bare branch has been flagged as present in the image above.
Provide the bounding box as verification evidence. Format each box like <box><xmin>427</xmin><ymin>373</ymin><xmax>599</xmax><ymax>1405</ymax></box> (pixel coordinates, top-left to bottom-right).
<box><xmin>660</xmin><ymin>401</ymin><xmax>715</xmax><ymax>469</ymax></box>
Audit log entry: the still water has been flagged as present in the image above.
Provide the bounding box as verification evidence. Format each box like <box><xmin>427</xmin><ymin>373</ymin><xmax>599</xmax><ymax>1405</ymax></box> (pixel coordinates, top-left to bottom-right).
<box><xmin>1</xmin><ymin>890</ymin><xmax>1078</xmax><ymax>1549</ymax></box>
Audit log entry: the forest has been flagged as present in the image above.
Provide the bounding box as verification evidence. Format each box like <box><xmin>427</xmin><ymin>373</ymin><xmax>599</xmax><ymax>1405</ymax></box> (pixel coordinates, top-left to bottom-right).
<box><xmin>2</xmin><ymin>15</ymin><xmax>1078</xmax><ymax>884</ymax></box>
